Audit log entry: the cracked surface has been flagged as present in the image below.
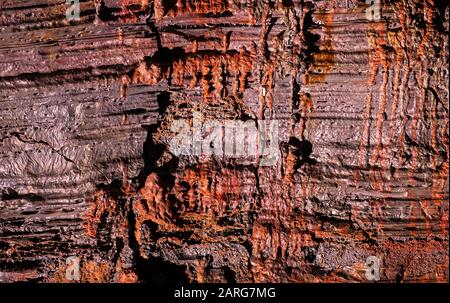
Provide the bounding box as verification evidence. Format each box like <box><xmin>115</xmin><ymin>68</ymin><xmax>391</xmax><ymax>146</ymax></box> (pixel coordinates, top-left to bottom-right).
<box><xmin>0</xmin><ymin>0</ymin><xmax>448</xmax><ymax>282</ymax></box>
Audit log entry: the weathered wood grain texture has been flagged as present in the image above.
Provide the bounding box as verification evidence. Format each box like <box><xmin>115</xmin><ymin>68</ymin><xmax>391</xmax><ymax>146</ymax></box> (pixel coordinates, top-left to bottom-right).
<box><xmin>0</xmin><ymin>0</ymin><xmax>448</xmax><ymax>282</ymax></box>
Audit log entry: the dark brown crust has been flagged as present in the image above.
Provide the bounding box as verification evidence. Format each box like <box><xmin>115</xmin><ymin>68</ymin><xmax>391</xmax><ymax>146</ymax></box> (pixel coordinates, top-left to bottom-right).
<box><xmin>0</xmin><ymin>0</ymin><xmax>448</xmax><ymax>283</ymax></box>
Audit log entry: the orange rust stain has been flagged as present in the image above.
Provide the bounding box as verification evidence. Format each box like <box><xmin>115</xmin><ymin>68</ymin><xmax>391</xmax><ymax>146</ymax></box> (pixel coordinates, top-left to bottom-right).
<box><xmin>433</xmin><ymin>124</ymin><xmax>449</xmax><ymax>232</ymax></box>
<box><xmin>200</xmin><ymin>55</ymin><xmax>213</xmax><ymax>101</ymax></box>
<box><xmin>215</xmin><ymin>168</ymin><xmax>225</xmax><ymax>217</ymax></box>
<box><xmin>196</xmin><ymin>258</ymin><xmax>207</xmax><ymax>283</ymax></box>
<box><xmin>175</xmin><ymin>164</ymin><xmax>245</xmax><ymax>217</ymax></box>
<box><xmin>238</xmin><ymin>46</ymin><xmax>254</xmax><ymax>96</ymax></box>
<box><xmin>115</xmin><ymin>260</ymin><xmax>139</xmax><ymax>283</ymax></box>
<box><xmin>49</xmin><ymin>260</ymin><xmax>111</xmax><ymax>283</ymax></box>
<box><xmin>172</xmin><ymin>59</ymin><xmax>186</xmax><ymax>86</ymax></box>
<box><xmin>154</xmin><ymin>0</ymin><xmax>164</xmax><ymax>22</ymax></box>
<box><xmin>199</xmin><ymin>162</ymin><xmax>212</xmax><ymax>212</ymax></box>
<box><xmin>119</xmin><ymin>75</ymin><xmax>131</xmax><ymax>98</ymax></box>
<box><xmin>117</xmin><ymin>271</ymin><xmax>139</xmax><ymax>283</ymax></box>
<box><xmin>405</xmin><ymin>2</ymin><xmax>442</xmax><ymax>237</ymax></box>
<box><xmin>381</xmin><ymin>30</ymin><xmax>405</xmax><ymax>192</ymax></box>
<box><xmin>81</xmin><ymin>261</ymin><xmax>111</xmax><ymax>283</ymax></box>
<box><xmin>212</xmin><ymin>55</ymin><xmax>225</xmax><ymax>99</ymax></box>
<box><xmin>369</xmin><ymin>24</ymin><xmax>389</xmax><ymax>192</ymax></box>
<box><xmin>298</xmin><ymin>92</ymin><xmax>313</xmax><ymax>140</ymax></box>
<box><xmin>408</xmin><ymin>1</ymin><xmax>435</xmax><ymax>185</ymax></box>
<box><xmin>368</xmin><ymin>21</ymin><xmax>389</xmax><ymax>193</ymax></box>
<box><xmin>124</xmin><ymin>49</ymin><xmax>255</xmax><ymax>101</ymax></box>
<box><xmin>283</xmin><ymin>151</ymin><xmax>298</xmax><ymax>183</ymax></box>
<box><xmin>260</xmin><ymin>59</ymin><xmax>275</xmax><ymax>117</ymax></box>
<box><xmin>132</xmin><ymin>61</ymin><xmax>164</xmax><ymax>85</ymax></box>
<box><xmin>257</xmin><ymin>3</ymin><xmax>271</xmax><ymax>120</ymax></box>
<box><xmin>393</xmin><ymin>2</ymin><xmax>412</xmax><ymax>170</ymax></box>
<box><xmin>133</xmin><ymin>173</ymin><xmax>172</xmax><ymax>244</ymax></box>
<box><xmin>429</xmin><ymin>91</ymin><xmax>447</xmax><ymax>233</ymax></box>
<box><xmin>119</xmin><ymin>0</ymin><xmax>149</xmax><ymax>23</ymax></box>
<box><xmin>85</xmin><ymin>190</ymin><xmax>117</xmax><ymax>238</ymax></box>
<box><xmin>354</xmin><ymin>18</ymin><xmax>384</xmax><ymax>188</ymax></box>
<box><xmin>153</xmin><ymin>0</ymin><xmax>230</xmax><ymax>23</ymax></box>
<box><xmin>305</xmin><ymin>11</ymin><xmax>335</xmax><ymax>85</ymax></box>
<box><xmin>191</xmin><ymin>39</ymin><xmax>198</xmax><ymax>53</ymax></box>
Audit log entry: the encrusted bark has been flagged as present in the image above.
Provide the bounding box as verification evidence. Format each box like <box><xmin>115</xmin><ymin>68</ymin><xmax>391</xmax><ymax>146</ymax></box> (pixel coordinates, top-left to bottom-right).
<box><xmin>0</xmin><ymin>0</ymin><xmax>448</xmax><ymax>282</ymax></box>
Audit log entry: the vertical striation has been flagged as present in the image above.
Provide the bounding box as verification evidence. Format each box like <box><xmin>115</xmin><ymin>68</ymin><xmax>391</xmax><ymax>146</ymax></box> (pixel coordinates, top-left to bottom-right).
<box><xmin>0</xmin><ymin>0</ymin><xmax>448</xmax><ymax>282</ymax></box>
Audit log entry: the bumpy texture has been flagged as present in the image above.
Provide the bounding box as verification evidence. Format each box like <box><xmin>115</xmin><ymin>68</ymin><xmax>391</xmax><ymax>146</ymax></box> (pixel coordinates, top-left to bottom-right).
<box><xmin>0</xmin><ymin>0</ymin><xmax>448</xmax><ymax>283</ymax></box>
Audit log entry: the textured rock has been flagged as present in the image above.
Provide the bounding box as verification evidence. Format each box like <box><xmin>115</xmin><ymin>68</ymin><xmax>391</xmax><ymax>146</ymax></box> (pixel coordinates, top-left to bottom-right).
<box><xmin>0</xmin><ymin>0</ymin><xmax>448</xmax><ymax>282</ymax></box>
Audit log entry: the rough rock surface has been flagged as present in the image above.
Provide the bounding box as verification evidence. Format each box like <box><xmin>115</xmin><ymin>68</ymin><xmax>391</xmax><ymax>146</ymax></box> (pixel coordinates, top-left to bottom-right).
<box><xmin>0</xmin><ymin>0</ymin><xmax>448</xmax><ymax>282</ymax></box>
